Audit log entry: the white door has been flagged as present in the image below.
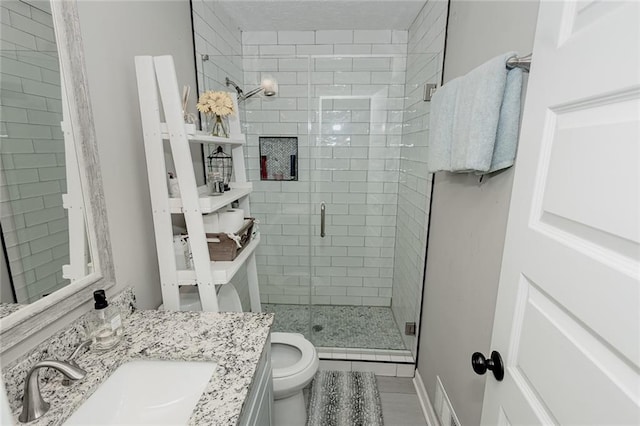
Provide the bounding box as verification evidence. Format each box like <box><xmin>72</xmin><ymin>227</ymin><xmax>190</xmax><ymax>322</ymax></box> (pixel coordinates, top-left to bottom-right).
<box><xmin>480</xmin><ymin>1</ymin><xmax>640</xmax><ymax>425</ymax></box>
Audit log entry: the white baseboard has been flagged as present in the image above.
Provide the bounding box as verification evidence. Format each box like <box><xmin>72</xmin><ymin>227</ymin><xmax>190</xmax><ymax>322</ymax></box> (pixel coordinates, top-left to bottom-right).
<box><xmin>414</xmin><ymin>369</ymin><xmax>439</xmax><ymax>426</ymax></box>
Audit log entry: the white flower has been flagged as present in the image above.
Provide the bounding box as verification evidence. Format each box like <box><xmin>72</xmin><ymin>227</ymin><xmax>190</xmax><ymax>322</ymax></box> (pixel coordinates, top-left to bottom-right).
<box><xmin>196</xmin><ymin>91</ymin><xmax>235</xmax><ymax>117</ymax></box>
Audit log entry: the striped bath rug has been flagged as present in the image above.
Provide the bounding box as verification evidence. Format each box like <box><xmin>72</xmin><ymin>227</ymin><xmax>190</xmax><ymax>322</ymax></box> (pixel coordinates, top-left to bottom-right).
<box><xmin>306</xmin><ymin>370</ymin><xmax>384</xmax><ymax>426</ymax></box>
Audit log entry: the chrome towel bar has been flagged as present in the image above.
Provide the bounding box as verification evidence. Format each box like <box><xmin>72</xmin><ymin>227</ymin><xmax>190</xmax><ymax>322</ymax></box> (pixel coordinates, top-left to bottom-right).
<box><xmin>506</xmin><ymin>53</ymin><xmax>532</xmax><ymax>72</ymax></box>
<box><xmin>424</xmin><ymin>53</ymin><xmax>532</xmax><ymax>102</ymax></box>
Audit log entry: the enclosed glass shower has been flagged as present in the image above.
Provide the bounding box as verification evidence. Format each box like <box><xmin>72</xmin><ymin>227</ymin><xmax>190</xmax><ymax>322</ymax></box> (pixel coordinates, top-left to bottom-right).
<box><xmin>197</xmin><ymin>51</ymin><xmax>441</xmax><ymax>359</ymax></box>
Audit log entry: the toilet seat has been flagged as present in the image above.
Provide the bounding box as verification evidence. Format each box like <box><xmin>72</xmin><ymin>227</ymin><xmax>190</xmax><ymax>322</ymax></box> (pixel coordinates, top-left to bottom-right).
<box><xmin>160</xmin><ymin>284</ymin><xmax>319</xmax><ymax>412</ymax></box>
<box><xmin>271</xmin><ymin>332</ymin><xmax>319</xmax><ymax>400</ymax></box>
<box><xmin>271</xmin><ymin>332</ymin><xmax>317</xmax><ymax>379</ymax></box>
<box><xmin>215</xmin><ymin>286</ymin><xmax>318</xmax><ymax>391</ymax></box>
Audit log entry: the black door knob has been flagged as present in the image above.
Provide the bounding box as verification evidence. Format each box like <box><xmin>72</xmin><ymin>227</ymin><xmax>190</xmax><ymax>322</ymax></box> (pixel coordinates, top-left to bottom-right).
<box><xmin>471</xmin><ymin>351</ymin><xmax>504</xmax><ymax>381</ymax></box>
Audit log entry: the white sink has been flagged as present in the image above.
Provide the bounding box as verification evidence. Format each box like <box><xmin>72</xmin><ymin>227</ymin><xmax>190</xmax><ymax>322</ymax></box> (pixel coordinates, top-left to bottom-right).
<box><xmin>65</xmin><ymin>360</ymin><xmax>217</xmax><ymax>425</ymax></box>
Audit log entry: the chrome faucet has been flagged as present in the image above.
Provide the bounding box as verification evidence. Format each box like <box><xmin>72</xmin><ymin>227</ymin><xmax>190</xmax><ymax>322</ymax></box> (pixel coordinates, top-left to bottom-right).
<box><xmin>18</xmin><ymin>360</ymin><xmax>86</xmax><ymax>423</ymax></box>
<box><xmin>61</xmin><ymin>340</ymin><xmax>91</xmax><ymax>386</ymax></box>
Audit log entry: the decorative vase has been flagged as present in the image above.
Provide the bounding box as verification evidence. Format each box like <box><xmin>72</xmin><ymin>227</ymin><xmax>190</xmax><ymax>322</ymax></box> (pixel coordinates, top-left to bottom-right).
<box><xmin>208</xmin><ymin>114</ymin><xmax>228</xmax><ymax>138</ymax></box>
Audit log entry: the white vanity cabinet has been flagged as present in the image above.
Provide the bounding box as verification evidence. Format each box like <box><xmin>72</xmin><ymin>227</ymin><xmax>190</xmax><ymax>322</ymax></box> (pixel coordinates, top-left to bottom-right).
<box><xmin>239</xmin><ymin>336</ymin><xmax>273</xmax><ymax>426</ymax></box>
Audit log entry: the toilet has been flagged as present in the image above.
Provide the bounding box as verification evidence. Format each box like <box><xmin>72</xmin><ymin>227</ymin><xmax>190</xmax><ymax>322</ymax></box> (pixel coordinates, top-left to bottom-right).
<box><xmin>163</xmin><ymin>285</ymin><xmax>319</xmax><ymax>426</ymax></box>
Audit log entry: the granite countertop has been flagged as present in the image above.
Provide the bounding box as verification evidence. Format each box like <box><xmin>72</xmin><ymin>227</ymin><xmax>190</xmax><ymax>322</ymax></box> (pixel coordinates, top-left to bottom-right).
<box><xmin>0</xmin><ymin>303</ymin><xmax>25</xmax><ymax>320</ymax></box>
<box><xmin>11</xmin><ymin>309</ymin><xmax>273</xmax><ymax>425</ymax></box>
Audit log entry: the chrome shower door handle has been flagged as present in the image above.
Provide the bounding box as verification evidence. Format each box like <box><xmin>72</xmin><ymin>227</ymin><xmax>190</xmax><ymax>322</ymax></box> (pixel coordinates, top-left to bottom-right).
<box><xmin>320</xmin><ymin>202</ymin><xmax>326</xmax><ymax>238</ymax></box>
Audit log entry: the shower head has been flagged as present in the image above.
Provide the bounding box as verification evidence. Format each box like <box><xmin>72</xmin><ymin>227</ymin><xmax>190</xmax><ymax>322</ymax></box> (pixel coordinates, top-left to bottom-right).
<box><xmin>225</xmin><ymin>76</ymin><xmax>278</xmax><ymax>102</ymax></box>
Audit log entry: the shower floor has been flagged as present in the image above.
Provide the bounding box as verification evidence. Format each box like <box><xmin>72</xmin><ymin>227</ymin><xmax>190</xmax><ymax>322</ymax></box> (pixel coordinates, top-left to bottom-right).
<box><xmin>262</xmin><ymin>304</ymin><xmax>407</xmax><ymax>351</ymax></box>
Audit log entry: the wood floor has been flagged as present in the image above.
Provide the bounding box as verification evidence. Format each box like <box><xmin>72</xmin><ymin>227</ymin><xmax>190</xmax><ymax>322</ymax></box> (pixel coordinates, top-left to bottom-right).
<box><xmin>378</xmin><ymin>377</ymin><xmax>428</xmax><ymax>426</ymax></box>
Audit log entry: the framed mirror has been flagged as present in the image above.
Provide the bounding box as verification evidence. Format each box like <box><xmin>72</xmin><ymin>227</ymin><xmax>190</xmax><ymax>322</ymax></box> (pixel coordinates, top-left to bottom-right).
<box><xmin>0</xmin><ymin>0</ymin><xmax>115</xmax><ymax>352</ymax></box>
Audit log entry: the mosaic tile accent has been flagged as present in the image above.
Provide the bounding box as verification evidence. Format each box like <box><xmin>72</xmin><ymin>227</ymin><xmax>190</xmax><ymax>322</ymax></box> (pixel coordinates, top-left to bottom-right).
<box><xmin>259</xmin><ymin>136</ymin><xmax>298</xmax><ymax>181</ymax></box>
<box><xmin>262</xmin><ymin>303</ymin><xmax>407</xmax><ymax>350</ymax></box>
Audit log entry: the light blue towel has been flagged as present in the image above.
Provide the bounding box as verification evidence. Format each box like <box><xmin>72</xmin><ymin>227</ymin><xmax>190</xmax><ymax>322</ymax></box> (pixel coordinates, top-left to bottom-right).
<box><xmin>487</xmin><ymin>65</ymin><xmax>523</xmax><ymax>173</ymax></box>
<box><xmin>427</xmin><ymin>52</ymin><xmax>523</xmax><ymax>174</ymax></box>
<box><xmin>426</xmin><ymin>78</ymin><xmax>460</xmax><ymax>173</ymax></box>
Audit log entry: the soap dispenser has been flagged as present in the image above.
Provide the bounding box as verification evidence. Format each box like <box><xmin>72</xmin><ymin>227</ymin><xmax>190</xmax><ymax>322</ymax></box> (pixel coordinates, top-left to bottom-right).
<box><xmin>87</xmin><ymin>289</ymin><xmax>123</xmax><ymax>351</ymax></box>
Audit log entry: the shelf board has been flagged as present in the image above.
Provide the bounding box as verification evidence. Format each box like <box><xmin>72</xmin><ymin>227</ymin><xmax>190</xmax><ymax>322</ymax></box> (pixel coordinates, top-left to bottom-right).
<box><xmin>160</xmin><ymin>123</ymin><xmax>245</xmax><ymax>145</ymax></box>
<box><xmin>186</xmin><ymin>133</ymin><xmax>245</xmax><ymax>145</ymax></box>
<box><xmin>169</xmin><ymin>184</ymin><xmax>252</xmax><ymax>214</ymax></box>
<box><xmin>176</xmin><ymin>233</ymin><xmax>260</xmax><ymax>285</ymax></box>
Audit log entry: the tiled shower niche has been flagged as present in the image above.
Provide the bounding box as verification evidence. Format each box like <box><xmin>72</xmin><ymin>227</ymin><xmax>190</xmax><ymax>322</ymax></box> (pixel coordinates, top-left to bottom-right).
<box><xmin>259</xmin><ymin>136</ymin><xmax>298</xmax><ymax>181</ymax></box>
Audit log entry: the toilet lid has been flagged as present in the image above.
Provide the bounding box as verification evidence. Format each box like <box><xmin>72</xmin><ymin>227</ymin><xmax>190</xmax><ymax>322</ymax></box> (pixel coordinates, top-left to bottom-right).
<box><xmin>271</xmin><ymin>332</ymin><xmax>317</xmax><ymax>379</ymax></box>
<box><xmin>218</xmin><ymin>284</ymin><xmax>242</xmax><ymax>312</ymax></box>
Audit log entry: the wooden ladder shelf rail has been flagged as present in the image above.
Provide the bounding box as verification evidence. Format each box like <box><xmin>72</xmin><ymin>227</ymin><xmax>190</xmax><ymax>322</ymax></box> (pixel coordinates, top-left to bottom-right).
<box><xmin>134</xmin><ymin>55</ymin><xmax>261</xmax><ymax>312</ymax></box>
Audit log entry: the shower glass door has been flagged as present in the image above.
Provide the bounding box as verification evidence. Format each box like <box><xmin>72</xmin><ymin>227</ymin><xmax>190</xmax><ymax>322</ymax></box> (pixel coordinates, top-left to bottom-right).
<box><xmin>231</xmin><ymin>55</ymin><xmax>314</xmax><ymax>339</ymax></box>
<box><xmin>306</xmin><ymin>55</ymin><xmax>408</xmax><ymax>352</ymax></box>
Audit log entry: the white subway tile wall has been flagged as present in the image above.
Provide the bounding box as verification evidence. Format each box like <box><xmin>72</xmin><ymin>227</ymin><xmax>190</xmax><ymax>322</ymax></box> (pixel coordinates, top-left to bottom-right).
<box><xmin>191</xmin><ymin>0</ymin><xmax>243</xmax><ymax>92</ymax></box>
<box><xmin>191</xmin><ymin>1</ymin><xmax>252</xmax><ymax>310</ymax></box>
<box><xmin>0</xmin><ymin>0</ymin><xmax>69</xmax><ymax>303</ymax></box>
<box><xmin>241</xmin><ymin>30</ymin><xmax>408</xmax><ymax>307</ymax></box>
<box><xmin>392</xmin><ymin>0</ymin><xmax>449</xmax><ymax>354</ymax></box>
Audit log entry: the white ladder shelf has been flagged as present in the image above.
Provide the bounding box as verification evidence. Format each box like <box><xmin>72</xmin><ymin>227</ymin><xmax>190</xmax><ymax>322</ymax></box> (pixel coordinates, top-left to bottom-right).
<box><xmin>134</xmin><ymin>55</ymin><xmax>261</xmax><ymax>312</ymax></box>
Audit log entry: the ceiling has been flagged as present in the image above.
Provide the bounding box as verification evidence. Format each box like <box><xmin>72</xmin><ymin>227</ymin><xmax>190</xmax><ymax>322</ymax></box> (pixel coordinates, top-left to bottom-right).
<box><xmin>212</xmin><ymin>1</ymin><xmax>429</xmax><ymax>31</ymax></box>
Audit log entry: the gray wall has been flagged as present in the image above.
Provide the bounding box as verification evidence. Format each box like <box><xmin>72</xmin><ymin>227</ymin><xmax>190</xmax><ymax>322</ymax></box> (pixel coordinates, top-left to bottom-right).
<box><xmin>77</xmin><ymin>0</ymin><xmax>200</xmax><ymax>309</ymax></box>
<box><xmin>416</xmin><ymin>1</ymin><xmax>539</xmax><ymax>425</ymax></box>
